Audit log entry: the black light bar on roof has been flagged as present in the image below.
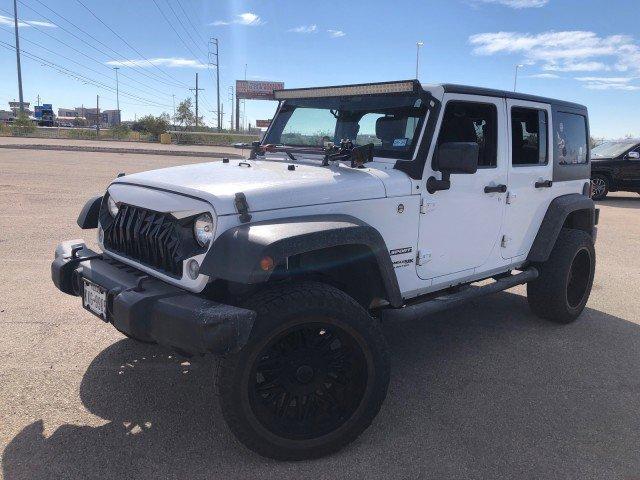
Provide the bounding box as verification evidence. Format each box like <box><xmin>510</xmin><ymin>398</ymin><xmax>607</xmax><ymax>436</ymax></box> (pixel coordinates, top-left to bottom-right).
<box><xmin>273</xmin><ymin>80</ymin><xmax>418</xmax><ymax>100</ymax></box>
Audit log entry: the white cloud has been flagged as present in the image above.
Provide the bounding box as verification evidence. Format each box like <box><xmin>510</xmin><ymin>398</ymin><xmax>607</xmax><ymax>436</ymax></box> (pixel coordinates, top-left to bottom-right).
<box><xmin>475</xmin><ymin>0</ymin><xmax>549</xmax><ymax>8</ymax></box>
<box><xmin>469</xmin><ymin>30</ymin><xmax>640</xmax><ymax>76</ymax></box>
<box><xmin>211</xmin><ymin>12</ymin><xmax>264</xmax><ymax>26</ymax></box>
<box><xmin>106</xmin><ymin>57</ymin><xmax>207</xmax><ymax>69</ymax></box>
<box><xmin>575</xmin><ymin>76</ymin><xmax>640</xmax><ymax>91</ymax></box>
<box><xmin>0</xmin><ymin>14</ymin><xmax>56</xmax><ymax>28</ymax></box>
<box><xmin>527</xmin><ymin>73</ymin><xmax>560</xmax><ymax>79</ymax></box>
<box><xmin>327</xmin><ymin>29</ymin><xmax>346</xmax><ymax>38</ymax></box>
<box><xmin>288</xmin><ymin>24</ymin><xmax>317</xmax><ymax>34</ymax></box>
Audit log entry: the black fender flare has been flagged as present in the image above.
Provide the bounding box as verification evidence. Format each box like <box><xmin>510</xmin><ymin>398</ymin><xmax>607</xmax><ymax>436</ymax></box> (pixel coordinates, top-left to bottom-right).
<box><xmin>200</xmin><ymin>214</ymin><xmax>403</xmax><ymax>307</ymax></box>
<box><xmin>527</xmin><ymin>193</ymin><xmax>596</xmax><ymax>263</ymax></box>
<box><xmin>77</xmin><ymin>195</ymin><xmax>102</xmax><ymax>229</ymax></box>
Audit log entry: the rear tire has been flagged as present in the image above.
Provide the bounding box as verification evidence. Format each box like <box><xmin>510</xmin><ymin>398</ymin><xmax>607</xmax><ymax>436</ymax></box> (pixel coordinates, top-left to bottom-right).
<box><xmin>590</xmin><ymin>175</ymin><xmax>609</xmax><ymax>200</ymax></box>
<box><xmin>217</xmin><ymin>281</ymin><xmax>390</xmax><ymax>460</ymax></box>
<box><xmin>527</xmin><ymin>229</ymin><xmax>595</xmax><ymax>323</ymax></box>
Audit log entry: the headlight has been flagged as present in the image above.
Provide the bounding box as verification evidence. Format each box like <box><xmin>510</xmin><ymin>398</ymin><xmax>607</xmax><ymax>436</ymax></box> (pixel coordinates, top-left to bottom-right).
<box><xmin>107</xmin><ymin>196</ymin><xmax>119</xmax><ymax>217</ymax></box>
<box><xmin>193</xmin><ymin>213</ymin><xmax>215</xmax><ymax>247</ymax></box>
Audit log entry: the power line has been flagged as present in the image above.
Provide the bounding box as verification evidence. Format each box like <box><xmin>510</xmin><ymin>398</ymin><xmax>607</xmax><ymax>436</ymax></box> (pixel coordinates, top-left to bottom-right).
<box><xmin>0</xmin><ymin>40</ymin><xmax>174</xmax><ymax>109</ymax></box>
<box><xmin>161</xmin><ymin>0</ymin><xmax>208</xmax><ymax>58</ymax></box>
<box><xmin>73</xmin><ymin>0</ymin><xmax>190</xmax><ymax>89</ymax></box>
<box><xmin>174</xmin><ymin>0</ymin><xmax>208</xmax><ymax>46</ymax></box>
<box><xmin>15</xmin><ymin>0</ymin><xmax>186</xmax><ymax>90</ymax></box>
<box><xmin>0</xmin><ymin>24</ymin><xmax>175</xmax><ymax>104</ymax></box>
<box><xmin>151</xmin><ymin>0</ymin><xmax>205</xmax><ymax>66</ymax></box>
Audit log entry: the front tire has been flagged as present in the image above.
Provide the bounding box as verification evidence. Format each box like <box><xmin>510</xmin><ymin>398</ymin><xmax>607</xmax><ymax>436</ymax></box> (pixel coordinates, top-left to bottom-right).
<box><xmin>217</xmin><ymin>281</ymin><xmax>390</xmax><ymax>460</ymax></box>
<box><xmin>591</xmin><ymin>175</ymin><xmax>609</xmax><ymax>200</ymax></box>
<box><xmin>527</xmin><ymin>229</ymin><xmax>595</xmax><ymax>323</ymax></box>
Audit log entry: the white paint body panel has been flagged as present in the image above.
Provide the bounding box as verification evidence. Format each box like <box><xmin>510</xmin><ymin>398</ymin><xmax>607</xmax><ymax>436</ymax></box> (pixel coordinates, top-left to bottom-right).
<box><xmin>416</xmin><ymin>93</ymin><xmax>509</xmax><ymax>283</ymax></box>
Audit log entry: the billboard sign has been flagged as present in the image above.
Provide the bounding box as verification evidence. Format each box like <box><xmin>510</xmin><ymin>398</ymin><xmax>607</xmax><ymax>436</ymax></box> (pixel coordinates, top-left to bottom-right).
<box><xmin>256</xmin><ymin>119</ymin><xmax>271</xmax><ymax>128</ymax></box>
<box><xmin>236</xmin><ymin>80</ymin><xmax>284</xmax><ymax>100</ymax></box>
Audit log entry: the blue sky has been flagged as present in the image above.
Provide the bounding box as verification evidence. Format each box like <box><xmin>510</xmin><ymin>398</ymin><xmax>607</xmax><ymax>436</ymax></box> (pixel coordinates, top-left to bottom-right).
<box><xmin>1</xmin><ymin>0</ymin><xmax>639</xmax><ymax>138</ymax></box>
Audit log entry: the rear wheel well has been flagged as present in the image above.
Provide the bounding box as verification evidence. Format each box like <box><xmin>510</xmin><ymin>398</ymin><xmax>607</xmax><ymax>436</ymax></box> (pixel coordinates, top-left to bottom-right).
<box><xmin>563</xmin><ymin>209</ymin><xmax>594</xmax><ymax>237</ymax></box>
<box><xmin>276</xmin><ymin>245</ymin><xmax>389</xmax><ymax>308</ymax></box>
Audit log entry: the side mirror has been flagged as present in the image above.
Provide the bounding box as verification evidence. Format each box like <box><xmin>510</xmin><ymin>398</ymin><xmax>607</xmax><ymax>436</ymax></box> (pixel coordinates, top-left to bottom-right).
<box><xmin>628</xmin><ymin>151</ymin><xmax>640</xmax><ymax>160</ymax></box>
<box><xmin>427</xmin><ymin>142</ymin><xmax>479</xmax><ymax>193</ymax></box>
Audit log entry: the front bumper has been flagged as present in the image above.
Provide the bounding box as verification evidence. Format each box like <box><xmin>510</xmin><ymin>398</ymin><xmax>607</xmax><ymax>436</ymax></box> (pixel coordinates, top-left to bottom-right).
<box><xmin>51</xmin><ymin>239</ymin><xmax>255</xmax><ymax>356</ymax></box>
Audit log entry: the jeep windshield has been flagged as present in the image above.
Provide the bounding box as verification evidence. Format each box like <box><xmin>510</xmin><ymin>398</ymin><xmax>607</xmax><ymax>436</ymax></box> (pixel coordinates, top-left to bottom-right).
<box><xmin>591</xmin><ymin>140</ymin><xmax>639</xmax><ymax>158</ymax></box>
<box><xmin>264</xmin><ymin>94</ymin><xmax>428</xmax><ymax>160</ymax></box>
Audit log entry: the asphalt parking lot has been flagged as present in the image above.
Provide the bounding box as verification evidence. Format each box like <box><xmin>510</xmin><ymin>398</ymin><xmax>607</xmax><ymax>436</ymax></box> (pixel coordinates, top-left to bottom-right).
<box><xmin>1</xmin><ymin>148</ymin><xmax>639</xmax><ymax>480</ymax></box>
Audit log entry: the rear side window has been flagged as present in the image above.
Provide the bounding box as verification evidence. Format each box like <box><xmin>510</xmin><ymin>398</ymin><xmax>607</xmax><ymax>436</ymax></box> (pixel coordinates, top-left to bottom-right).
<box><xmin>555</xmin><ymin>112</ymin><xmax>588</xmax><ymax>165</ymax></box>
<box><xmin>511</xmin><ymin>107</ymin><xmax>548</xmax><ymax>166</ymax></box>
<box><xmin>437</xmin><ymin>101</ymin><xmax>498</xmax><ymax>168</ymax></box>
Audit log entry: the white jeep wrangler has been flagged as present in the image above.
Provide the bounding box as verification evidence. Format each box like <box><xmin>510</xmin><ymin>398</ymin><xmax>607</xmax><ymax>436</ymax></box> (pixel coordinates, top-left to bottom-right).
<box><xmin>52</xmin><ymin>80</ymin><xmax>598</xmax><ymax>460</ymax></box>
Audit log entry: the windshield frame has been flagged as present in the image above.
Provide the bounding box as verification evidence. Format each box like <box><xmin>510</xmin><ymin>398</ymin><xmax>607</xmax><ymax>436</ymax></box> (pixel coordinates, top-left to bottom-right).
<box><xmin>591</xmin><ymin>140</ymin><xmax>639</xmax><ymax>158</ymax></box>
<box><xmin>262</xmin><ymin>92</ymin><xmax>431</xmax><ymax>161</ymax></box>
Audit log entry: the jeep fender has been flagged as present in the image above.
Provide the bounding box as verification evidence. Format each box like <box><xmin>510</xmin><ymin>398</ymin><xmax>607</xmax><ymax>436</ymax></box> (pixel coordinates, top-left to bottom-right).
<box><xmin>200</xmin><ymin>214</ymin><xmax>403</xmax><ymax>307</ymax></box>
<box><xmin>527</xmin><ymin>193</ymin><xmax>597</xmax><ymax>263</ymax></box>
<box><xmin>77</xmin><ymin>195</ymin><xmax>102</xmax><ymax>229</ymax></box>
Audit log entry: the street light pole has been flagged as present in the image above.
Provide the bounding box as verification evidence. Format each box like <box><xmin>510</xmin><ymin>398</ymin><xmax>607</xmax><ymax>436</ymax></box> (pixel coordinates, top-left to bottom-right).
<box><xmin>415</xmin><ymin>41</ymin><xmax>424</xmax><ymax>80</ymax></box>
<box><xmin>113</xmin><ymin>67</ymin><xmax>120</xmax><ymax>123</ymax></box>
<box><xmin>514</xmin><ymin>64</ymin><xmax>524</xmax><ymax>92</ymax></box>
<box><xmin>13</xmin><ymin>0</ymin><xmax>24</xmax><ymax>114</ymax></box>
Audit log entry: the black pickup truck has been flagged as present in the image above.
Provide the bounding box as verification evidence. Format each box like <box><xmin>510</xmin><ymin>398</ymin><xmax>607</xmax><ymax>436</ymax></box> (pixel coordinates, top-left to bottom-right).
<box><xmin>590</xmin><ymin>140</ymin><xmax>640</xmax><ymax>200</ymax></box>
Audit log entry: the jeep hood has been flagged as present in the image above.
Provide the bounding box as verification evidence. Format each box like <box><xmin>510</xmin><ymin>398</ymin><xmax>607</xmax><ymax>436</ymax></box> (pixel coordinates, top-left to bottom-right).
<box><xmin>112</xmin><ymin>159</ymin><xmax>388</xmax><ymax>215</ymax></box>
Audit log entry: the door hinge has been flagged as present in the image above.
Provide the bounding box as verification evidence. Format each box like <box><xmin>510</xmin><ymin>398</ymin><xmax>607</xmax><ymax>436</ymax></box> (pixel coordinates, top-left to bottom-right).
<box><xmin>501</xmin><ymin>235</ymin><xmax>511</xmax><ymax>248</ymax></box>
<box><xmin>420</xmin><ymin>199</ymin><xmax>435</xmax><ymax>214</ymax></box>
<box><xmin>417</xmin><ymin>250</ymin><xmax>432</xmax><ymax>265</ymax></box>
<box><xmin>506</xmin><ymin>191</ymin><xmax>516</xmax><ymax>204</ymax></box>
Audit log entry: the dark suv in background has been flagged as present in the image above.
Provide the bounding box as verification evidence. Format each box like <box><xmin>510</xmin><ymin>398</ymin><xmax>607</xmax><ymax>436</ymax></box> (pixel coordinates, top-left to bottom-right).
<box><xmin>591</xmin><ymin>140</ymin><xmax>640</xmax><ymax>200</ymax></box>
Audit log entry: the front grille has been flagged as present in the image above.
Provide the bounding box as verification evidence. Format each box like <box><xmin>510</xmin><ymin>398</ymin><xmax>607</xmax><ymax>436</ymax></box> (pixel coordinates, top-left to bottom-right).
<box><xmin>103</xmin><ymin>204</ymin><xmax>183</xmax><ymax>277</ymax></box>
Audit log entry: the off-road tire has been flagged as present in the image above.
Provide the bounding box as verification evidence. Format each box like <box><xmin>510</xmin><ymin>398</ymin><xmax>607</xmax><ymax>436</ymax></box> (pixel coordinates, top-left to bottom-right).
<box><xmin>527</xmin><ymin>228</ymin><xmax>595</xmax><ymax>323</ymax></box>
<box><xmin>590</xmin><ymin>174</ymin><xmax>609</xmax><ymax>200</ymax></box>
<box><xmin>217</xmin><ymin>281</ymin><xmax>390</xmax><ymax>460</ymax></box>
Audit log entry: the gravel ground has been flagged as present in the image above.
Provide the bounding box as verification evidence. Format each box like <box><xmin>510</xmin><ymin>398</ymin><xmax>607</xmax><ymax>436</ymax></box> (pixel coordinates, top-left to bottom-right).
<box><xmin>1</xmin><ymin>148</ymin><xmax>639</xmax><ymax>480</ymax></box>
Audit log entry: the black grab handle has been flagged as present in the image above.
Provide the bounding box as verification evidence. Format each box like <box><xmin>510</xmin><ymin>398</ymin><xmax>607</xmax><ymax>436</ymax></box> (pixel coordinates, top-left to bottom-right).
<box><xmin>484</xmin><ymin>184</ymin><xmax>507</xmax><ymax>193</ymax></box>
<box><xmin>535</xmin><ymin>180</ymin><xmax>553</xmax><ymax>188</ymax></box>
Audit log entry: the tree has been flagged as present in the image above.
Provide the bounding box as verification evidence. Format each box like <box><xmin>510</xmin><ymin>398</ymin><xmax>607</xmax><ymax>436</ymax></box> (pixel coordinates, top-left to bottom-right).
<box><xmin>132</xmin><ymin>113</ymin><xmax>169</xmax><ymax>137</ymax></box>
<box><xmin>11</xmin><ymin>113</ymin><xmax>36</xmax><ymax>135</ymax></box>
<box><xmin>174</xmin><ymin>98</ymin><xmax>202</xmax><ymax>130</ymax></box>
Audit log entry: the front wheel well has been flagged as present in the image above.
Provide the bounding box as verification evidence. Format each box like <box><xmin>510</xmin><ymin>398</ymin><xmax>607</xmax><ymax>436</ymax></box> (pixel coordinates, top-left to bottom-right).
<box><xmin>273</xmin><ymin>245</ymin><xmax>390</xmax><ymax>308</ymax></box>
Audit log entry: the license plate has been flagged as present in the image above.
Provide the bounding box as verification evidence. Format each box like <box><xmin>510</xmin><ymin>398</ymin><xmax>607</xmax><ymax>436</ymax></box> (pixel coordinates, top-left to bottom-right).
<box><xmin>83</xmin><ymin>279</ymin><xmax>107</xmax><ymax>319</ymax></box>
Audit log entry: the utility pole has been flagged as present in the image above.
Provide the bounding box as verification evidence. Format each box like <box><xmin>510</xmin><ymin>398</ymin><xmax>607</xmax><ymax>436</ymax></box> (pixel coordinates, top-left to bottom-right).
<box><xmin>172</xmin><ymin>94</ymin><xmax>176</xmax><ymax>126</ymax></box>
<box><xmin>96</xmin><ymin>94</ymin><xmax>100</xmax><ymax>137</ymax></box>
<box><xmin>36</xmin><ymin>94</ymin><xmax>40</xmax><ymax>106</ymax></box>
<box><xmin>113</xmin><ymin>67</ymin><xmax>120</xmax><ymax>123</ymax></box>
<box><xmin>189</xmin><ymin>72</ymin><xmax>204</xmax><ymax>128</ymax></box>
<box><xmin>209</xmin><ymin>38</ymin><xmax>221</xmax><ymax>132</ymax></box>
<box><xmin>13</xmin><ymin>0</ymin><xmax>24</xmax><ymax>114</ymax></box>
<box><xmin>228</xmin><ymin>86</ymin><xmax>234</xmax><ymax>131</ymax></box>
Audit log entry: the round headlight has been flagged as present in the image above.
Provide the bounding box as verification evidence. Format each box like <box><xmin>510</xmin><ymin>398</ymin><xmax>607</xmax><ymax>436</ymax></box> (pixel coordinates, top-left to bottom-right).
<box><xmin>194</xmin><ymin>213</ymin><xmax>214</xmax><ymax>247</ymax></box>
<box><xmin>107</xmin><ymin>196</ymin><xmax>119</xmax><ymax>217</ymax></box>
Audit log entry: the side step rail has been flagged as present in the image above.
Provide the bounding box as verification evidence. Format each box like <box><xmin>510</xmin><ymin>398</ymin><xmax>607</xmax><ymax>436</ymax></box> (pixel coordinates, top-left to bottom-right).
<box><xmin>381</xmin><ymin>267</ymin><xmax>539</xmax><ymax>322</ymax></box>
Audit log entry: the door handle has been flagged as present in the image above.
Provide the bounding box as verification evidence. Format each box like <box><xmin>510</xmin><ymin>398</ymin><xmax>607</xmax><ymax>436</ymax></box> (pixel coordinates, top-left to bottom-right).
<box><xmin>484</xmin><ymin>184</ymin><xmax>507</xmax><ymax>193</ymax></box>
<box><xmin>535</xmin><ymin>180</ymin><xmax>553</xmax><ymax>188</ymax></box>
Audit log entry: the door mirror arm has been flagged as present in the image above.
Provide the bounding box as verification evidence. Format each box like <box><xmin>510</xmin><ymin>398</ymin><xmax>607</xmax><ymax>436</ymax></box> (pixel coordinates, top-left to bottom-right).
<box><xmin>426</xmin><ymin>172</ymin><xmax>451</xmax><ymax>194</ymax></box>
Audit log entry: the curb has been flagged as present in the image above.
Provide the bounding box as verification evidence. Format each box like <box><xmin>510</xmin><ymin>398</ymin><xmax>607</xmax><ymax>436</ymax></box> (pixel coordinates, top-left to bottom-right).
<box><xmin>0</xmin><ymin>143</ymin><xmax>246</xmax><ymax>159</ymax></box>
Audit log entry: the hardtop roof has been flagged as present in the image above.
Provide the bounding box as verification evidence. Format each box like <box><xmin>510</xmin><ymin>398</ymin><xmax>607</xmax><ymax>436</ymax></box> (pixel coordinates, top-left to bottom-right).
<box><xmin>274</xmin><ymin>79</ymin><xmax>587</xmax><ymax>112</ymax></box>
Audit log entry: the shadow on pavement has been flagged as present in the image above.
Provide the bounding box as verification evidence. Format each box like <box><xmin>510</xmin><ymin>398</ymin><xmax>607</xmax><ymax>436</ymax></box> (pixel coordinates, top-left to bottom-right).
<box><xmin>3</xmin><ymin>292</ymin><xmax>640</xmax><ymax>479</ymax></box>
